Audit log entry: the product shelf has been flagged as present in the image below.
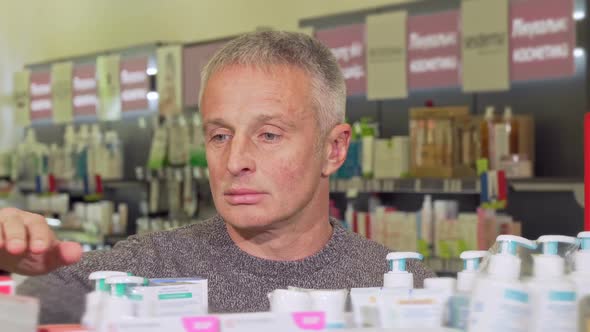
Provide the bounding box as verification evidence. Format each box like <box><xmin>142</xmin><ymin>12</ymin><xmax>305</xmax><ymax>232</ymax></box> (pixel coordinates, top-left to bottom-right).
<box><xmin>329</xmin><ymin>177</ymin><xmax>480</xmax><ymax>195</ymax></box>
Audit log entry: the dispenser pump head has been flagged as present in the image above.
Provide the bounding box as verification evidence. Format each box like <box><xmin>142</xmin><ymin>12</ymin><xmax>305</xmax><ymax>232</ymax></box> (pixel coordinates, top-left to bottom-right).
<box><xmin>386</xmin><ymin>252</ymin><xmax>423</xmax><ymax>273</ymax></box>
<box><xmin>538</xmin><ymin>235</ymin><xmax>577</xmax><ymax>255</ymax></box>
<box><xmin>460</xmin><ymin>251</ymin><xmax>488</xmax><ymax>272</ymax></box>
<box><xmin>497</xmin><ymin>235</ymin><xmax>537</xmax><ymax>255</ymax></box>
<box><xmin>579</xmin><ymin>232</ymin><xmax>590</xmax><ymax>251</ymax></box>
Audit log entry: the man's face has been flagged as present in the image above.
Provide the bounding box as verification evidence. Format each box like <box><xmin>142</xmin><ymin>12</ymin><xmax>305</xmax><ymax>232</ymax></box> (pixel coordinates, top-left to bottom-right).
<box><xmin>200</xmin><ymin>64</ymin><xmax>326</xmax><ymax>230</ymax></box>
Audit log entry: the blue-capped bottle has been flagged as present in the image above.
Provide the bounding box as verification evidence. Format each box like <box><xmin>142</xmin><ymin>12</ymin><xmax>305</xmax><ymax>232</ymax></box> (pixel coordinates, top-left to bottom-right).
<box><xmin>527</xmin><ymin>235</ymin><xmax>577</xmax><ymax>332</ymax></box>
<box><xmin>468</xmin><ymin>235</ymin><xmax>537</xmax><ymax>332</ymax></box>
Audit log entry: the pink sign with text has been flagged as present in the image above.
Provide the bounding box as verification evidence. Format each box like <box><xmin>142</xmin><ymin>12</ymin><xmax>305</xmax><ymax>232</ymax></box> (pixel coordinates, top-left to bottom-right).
<box><xmin>73</xmin><ymin>64</ymin><xmax>98</xmax><ymax>116</ymax></box>
<box><xmin>510</xmin><ymin>0</ymin><xmax>575</xmax><ymax>81</ymax></box>
<box><xmin>315</xmin><ymin>24</ymin><xmax>366</xmax><ymax>96</ymax></box>
<box><xmin>407</xmin><ymin>10</ymin><xmax>461</xmax><ymax>90</ymax></box>
<box><xmin>120</xmin><ymin>56</ymin><xmax>149</xmax><ymax>111</ymax></box>
<box><xmin>30</xmin><ymin>71</ymin><xmax>52</xmax><ymax>120</ymax></box>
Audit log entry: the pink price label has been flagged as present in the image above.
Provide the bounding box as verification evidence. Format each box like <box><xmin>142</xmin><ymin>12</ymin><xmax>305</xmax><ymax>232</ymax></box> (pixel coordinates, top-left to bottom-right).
<box><xmin>291</xmin><ymin>312</ymin><xmax>326</xmax><ymax>330</ymax></box>
<box><xmin>182</xmin><ymin>316</ymin><xmax>220</xmax><ymax>332</ymax></box>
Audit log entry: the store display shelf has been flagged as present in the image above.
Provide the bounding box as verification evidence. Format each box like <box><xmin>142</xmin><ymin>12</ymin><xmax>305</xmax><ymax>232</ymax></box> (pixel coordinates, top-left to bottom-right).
<box><xmin>17</xmin><ymin>179</ymin><xmax>145</xmax><ymax>194</ymax></box>
<box><xmin>509</xmin><ymin>178</ymin><xmax>584</xmax><ymax>207</ymax></box>
<box><xmin>329</xmin><ymin>178</ymin><xmax>480</xmax><ymax>195</ymax></box>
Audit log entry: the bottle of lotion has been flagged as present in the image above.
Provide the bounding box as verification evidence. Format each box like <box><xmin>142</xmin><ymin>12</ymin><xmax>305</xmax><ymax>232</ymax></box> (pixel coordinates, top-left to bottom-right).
<box><xmin>384</xmin><ymin>252</ymin><xmax>423</xmax><ymax>289</ymax></box>
<box><xmin>449</xmin><ymin>250</ymin><xmax>488</xmax><ymax>330</ymax></box>
<box><xmin>571</xmin><ymin>231</ymin><xmax>590</xmax><ymax>332</ymax></box>
<box><xmin>468</xmin><ymin>235</ymin><xmax>537</xmax><ymax>332</ymax></box>
<box><xmin>527</xmin><ymin>235</ymin><xmax>577</xmax><ymax>332</ymax></box>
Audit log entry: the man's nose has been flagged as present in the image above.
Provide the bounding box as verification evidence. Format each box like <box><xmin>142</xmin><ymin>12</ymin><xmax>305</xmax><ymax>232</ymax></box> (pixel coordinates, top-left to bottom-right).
<box><xmin>226</xmin><ymin>135</ymin><xmax>256</xmax><ymax>176</ymax></box>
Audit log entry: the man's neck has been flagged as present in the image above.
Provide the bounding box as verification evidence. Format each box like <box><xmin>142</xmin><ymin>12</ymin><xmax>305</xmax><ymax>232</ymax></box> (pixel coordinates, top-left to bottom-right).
<box><xmin>224</xmin><ymin>195</ymin><xmax>333</xmax><ymax>261</ymax></box>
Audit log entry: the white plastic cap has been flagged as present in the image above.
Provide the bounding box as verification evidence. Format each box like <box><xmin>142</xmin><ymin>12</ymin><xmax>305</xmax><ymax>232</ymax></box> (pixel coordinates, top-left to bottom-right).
<box><xmin>489</xmin><ymin>235</ymin><xmax>537</xmax><ymax>280</ymax></box>
<box><xmin>424</xmin><ymin>277</ymin><xmax>456</xmax><ymax>292</ymax></box>
<box><xmin>457</xmin><ymin>251</ymin><xmax>488</xmax><ymax>292</ymax></box>
<box><xmin>576</xmin><ymin>232</ymin><xmax>590</xmax><ymax>273</ymax></box>
<box><xmin>384</xmin><ymin>252</ymin><xmax>423</xmax><ymax>289</ymax></box>
<box><xmin>89</xmin><ymin>271</ymin><xmax>127</xmax><ymax>292</ymax></box>
<box><xmin>533</xmin><ymin>235</ymin><xmax>577</xmax><ymax>278</ymax></box>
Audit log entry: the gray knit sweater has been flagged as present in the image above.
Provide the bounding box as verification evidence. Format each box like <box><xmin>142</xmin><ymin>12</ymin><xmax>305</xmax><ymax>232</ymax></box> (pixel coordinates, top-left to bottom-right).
<box><xmin>17</xmin><ymin>215</ymin><xmax>434</xmax><ymax>324</ymax></box>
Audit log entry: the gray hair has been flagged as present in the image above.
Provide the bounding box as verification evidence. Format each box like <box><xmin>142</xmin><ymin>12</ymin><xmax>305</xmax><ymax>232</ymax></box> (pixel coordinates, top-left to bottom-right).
<box><xmin>198</xmin><ymin>31</ymin><xmax>346</xmax><ymax>138</ymax></box>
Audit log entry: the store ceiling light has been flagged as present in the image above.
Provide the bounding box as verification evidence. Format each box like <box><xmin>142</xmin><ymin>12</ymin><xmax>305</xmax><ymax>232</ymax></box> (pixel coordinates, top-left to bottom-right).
<box><xmin>146</xmin><ymin>67</ymin><xmax>158</xmax><ymax>76</ymax></box>
<box><xmin>147</xmin><ymin>91</ymin><xmax>159</xmax><ymax>100</ymax></box>
<box><xmin>574</xmin><ymin>48</ymin><xmax>585</xmax><ymax>58</ymax></box>
<box><xmin>574</xmin><ymin>10</ymin><xmax>586</xmax><ymax>21</ymax></box>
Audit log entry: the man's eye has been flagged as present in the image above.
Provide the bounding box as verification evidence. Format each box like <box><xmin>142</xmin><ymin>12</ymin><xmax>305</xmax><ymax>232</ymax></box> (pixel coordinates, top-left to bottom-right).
<box><xmin>262</xmin><ymin>133</ymin><xmax>281</xmax><ymax>141</ymax></box>
<box><xmin>212</xmin><ymin>134</ymin><xmax>231</xmax><ymax>142</ymax></box>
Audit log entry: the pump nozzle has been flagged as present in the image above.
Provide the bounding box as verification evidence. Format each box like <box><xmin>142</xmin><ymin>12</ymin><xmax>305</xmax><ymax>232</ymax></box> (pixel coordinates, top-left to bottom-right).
<box><xmin>458</xmin><ymin>251</ymin><xmax>488</xmax><ymax>292</ymax></box>
<box><xmin>532</xmin><ymin>235</ymin><xmax>577</xmax><ymax>278</ymax></box>
<box><xmin>106</xmin><ymin>276</ymin><xmax>146</xmax><ymax>298</ymax></box>
<box><xmin>578</xmin><ymin>231</ymin><xmax>590</xmax><ymax>251</ymax></box>
<box><xmin>384</xmin><ymin>252</ymin><xmax>423</xmax><ymax>289</ymax></box>
<box><xmin>386</xmin><ymin>252</ymin><xmax>424</xmax><ymax>273</ymax></box>
<box><xmin>537</xmin><ymin>235</ymin><xmax>577</xmax><ymax>255</ymax></box>
<box><xmin>496</xmin><ymin>235</ymin><xmax>537</xmax><ymax>254</ymax></box>
<box><xmin>490</xmin><ymin>235</ymin><xmax>537</xmax><ymax>280</ymax></box>
<box><xmin>89</xmin><ymin>271</ymin><xmax>127</xmax><ymax>293</ymax></box>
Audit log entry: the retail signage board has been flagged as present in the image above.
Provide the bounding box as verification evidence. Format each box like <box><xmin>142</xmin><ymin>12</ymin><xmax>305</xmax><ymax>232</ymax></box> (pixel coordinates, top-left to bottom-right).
<box><xmin>157</xmin><ymin>45</ymin><xmax>183</xmax><ymax>116</ymax></box>
<box><xmin>51</xmin><ymin>61</ymin><xmax>74</xmax><ymax>124</ymax></box>
<box><xmin>408</xmin><ymin>10</ymin><xmax>461</xmax><ymax>90</ymax></box>
<box><xmin>97</xmin><ymin>54</ymin><xmax>122</xmax><ymax>121</ymax></box>
<box><xmin>120</xmin><ymin>56</ymin><xmax>149</xmax><ymax>111</ymax></box>
<box><xmin>315</xmin><ymin>23</ymin><xmax>367</xmax><ymax>96</ymax></box>
<box><xmin>29</xmin><ymin>70</ymin><xmax>52</xmax><ymax>121</ymax></box>
<box><xmin>13</xmin><ymin>70</ymin><xmax>31</xmax><ymax>126</ymax></box>
<box><xmin>366</xmin><ymin>11</ymin><xmax>408</xmax><ymax>100</ymax></box>
<box><xmin>73</xmin><ymin>64</ymin><xmax>98</xmax><ymax>117</ymax></box>
<box><xmin>183</xmin><ymin>40</ymin><xmax>227</xmax><ymax>108</ymax></box>
<box><xmin>510</xmin><ymin>0</ymin><xmax>575</xmax><ymax>81</ymax></box>
<box><xmin>461</xmin><ymin>0</ymin><xmax>510</xmax><ymax>92</ymax></box>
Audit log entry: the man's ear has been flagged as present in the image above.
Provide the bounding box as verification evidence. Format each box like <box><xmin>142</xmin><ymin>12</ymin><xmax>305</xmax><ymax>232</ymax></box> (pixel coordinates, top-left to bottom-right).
<box><xmin>321</xmin><ymin>123</ymin><xmax>351</xmax><ymax>177</ymax></box>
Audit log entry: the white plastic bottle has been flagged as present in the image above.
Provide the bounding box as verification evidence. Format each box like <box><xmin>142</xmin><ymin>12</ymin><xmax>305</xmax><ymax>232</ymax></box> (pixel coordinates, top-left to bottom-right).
<box><xmin>420</xmin><ymin>194</ymin><xmax>433</xmax><ymax>246</ymax></box>
<box><xmin>468</xmin><ymin>235</ymin><xmax>537</xmax><ymax>332</ymax></box>
<box><xmin>449</xmin><ymin>250</ymin><xmax>488</xmax><ymax>330</ymax></box>
<box><xmin>527</xmin><ymin>235</ymin><xmax>577</xmax><ymax>332</ymax></box>
<box><xmin>571</xmin><ymin>231</ymin><xmax>590</xmax><ymax>332</ymax></box>
<box><xmin>82</xmin><ymin>271</ymin><xmax>127</xmax><ymax>329</ymax></box>
<box><xmin>384</xmin><ymin>252</ymin><xmax>423</xmax><ymax>288</ymax></box>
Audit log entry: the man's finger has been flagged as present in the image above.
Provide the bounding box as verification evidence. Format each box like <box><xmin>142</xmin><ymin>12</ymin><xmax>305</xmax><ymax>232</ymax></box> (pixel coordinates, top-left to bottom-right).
<box><xmin>57</xmin><ymin>241</ymin><xmax>83</xmax><ymax>266</ymax></box>
<box><xmin>2</xmin><ymin>216</ymin><xmax>27</xmax><ymax>255</ymax></box>
<box><xmin>0</xmin><ymin>223</ymin><xmax>4</xmax><ymax>249</ymax></box>
<box><xmin>24</xmin><ymin>216</ymin><xmax>53</xmax><ymax>254</ymax></box>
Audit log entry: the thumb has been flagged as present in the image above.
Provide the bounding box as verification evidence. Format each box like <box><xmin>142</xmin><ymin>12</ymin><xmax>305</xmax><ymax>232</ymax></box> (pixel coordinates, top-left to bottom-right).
<box><xmin>44</xmin><ymin>241</ymin><xmax>83</xmax><ymax>271</ymax></box>
<box><xmin>56</xmin><ymin>241</ymin><xmax>83</xmax><ymax>265</ymax></box>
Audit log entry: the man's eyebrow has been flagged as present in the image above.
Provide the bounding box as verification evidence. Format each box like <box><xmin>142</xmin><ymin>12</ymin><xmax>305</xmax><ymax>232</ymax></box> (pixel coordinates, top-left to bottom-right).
<box><xmin>203</xmin><ymin>118</ymin><xmax>233</xmax><ymax>130</ymax></box>
<box><xmin>253</xmin><ymin>114</ymin><xmax>296</xmax><ymax>129</ymax></box>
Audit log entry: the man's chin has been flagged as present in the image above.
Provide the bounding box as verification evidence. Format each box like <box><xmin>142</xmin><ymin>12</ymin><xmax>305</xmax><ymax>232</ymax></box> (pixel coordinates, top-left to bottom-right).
<box><xmin>219</xmin><ymin>209</ymin><xmax>279</xmax><ymax>231</ymax></box>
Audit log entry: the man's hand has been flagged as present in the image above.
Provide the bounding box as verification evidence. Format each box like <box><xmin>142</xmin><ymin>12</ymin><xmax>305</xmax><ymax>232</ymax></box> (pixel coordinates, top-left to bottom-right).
<box><xmin>0</xmin><ymin>208</ymin><xmax>83</xmax><ymax>276</ymax></box>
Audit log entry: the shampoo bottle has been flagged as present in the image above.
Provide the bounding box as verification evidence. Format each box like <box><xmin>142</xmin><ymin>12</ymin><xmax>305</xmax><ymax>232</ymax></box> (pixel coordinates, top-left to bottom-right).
<box><xmin>571</xmin><ymin>232</ymin><xmax>590</xmax><ymax>332</ymax></box>
<box><xmin>468</xmin><ymin>235</ymin><xmax>537</xmax><ymax>332</ymax></box>
<box><xmin>424</xmin><ymin>277</ymin><xmax>457</xmax><ymax>327</ymax></box>
<box><xmin>527</xmin><ymin>235</ymin><xmax>577</xmax><ymax>332</ymax></box>
<box><xmin>384</xmin><ymin>252</ymin><xmax>423</xmax><ymax>289</ymax></box>
<box><xmin>449</xmin><ymin>250</ymin><xmax>488</xmax><ymax>330</ymax></box>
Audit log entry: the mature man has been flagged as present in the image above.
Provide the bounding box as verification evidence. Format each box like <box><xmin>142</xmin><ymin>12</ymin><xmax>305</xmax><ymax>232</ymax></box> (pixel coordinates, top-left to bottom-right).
<box><xmin>1</xmin><ymin>31</ymin><xmax>434</xmax><ymax>324</ymax></box>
